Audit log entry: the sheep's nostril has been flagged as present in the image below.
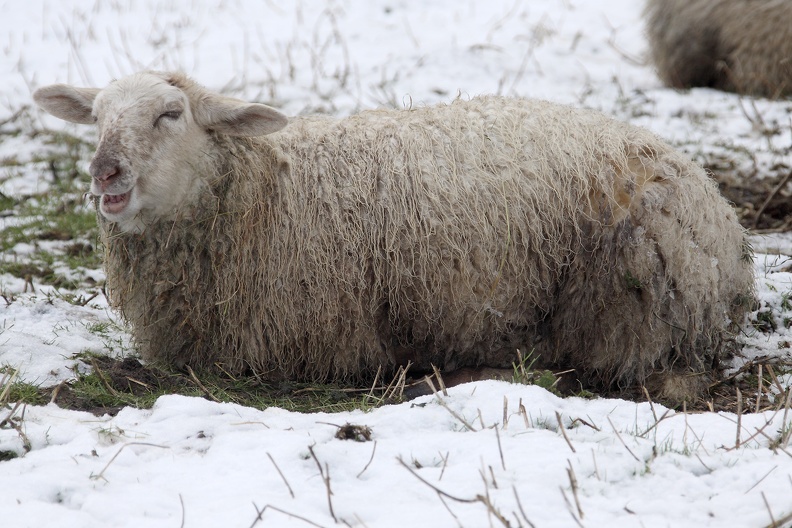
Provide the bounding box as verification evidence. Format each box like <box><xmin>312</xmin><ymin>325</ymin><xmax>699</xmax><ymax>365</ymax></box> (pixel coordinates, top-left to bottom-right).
<box><xmin>89</xmin><ymin>158</ymin><xmax>121</xmax><ymax>187</ymax></box>
<box><xmin>94</xmin><ymin>166</ymin><xmax>119</xmax><ymax>182</ymax></box>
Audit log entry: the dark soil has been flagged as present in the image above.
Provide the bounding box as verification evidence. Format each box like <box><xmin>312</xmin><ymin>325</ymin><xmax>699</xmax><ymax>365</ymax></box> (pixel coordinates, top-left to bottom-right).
<box><xmin>32</xmin><ymin>353</ymin><xmax>788</xmax><ymax>417</ymax></box>
<box><xmin>710</xmin><ymin>164</ymin><xmax>792</xmax><ymax>231</ymax></box>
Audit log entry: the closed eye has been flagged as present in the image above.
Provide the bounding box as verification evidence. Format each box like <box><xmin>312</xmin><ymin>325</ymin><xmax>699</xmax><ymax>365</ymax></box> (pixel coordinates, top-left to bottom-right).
<box><xmin>154</xmin><ymin>110</ymin><xmax>182</xmax><ymax>127</ymax></box>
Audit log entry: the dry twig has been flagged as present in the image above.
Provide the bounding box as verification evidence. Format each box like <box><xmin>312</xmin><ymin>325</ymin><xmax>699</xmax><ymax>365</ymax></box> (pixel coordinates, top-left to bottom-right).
<box><xmin>397</xmin><ymin>457</ymin><xmax>512</xmax><ymax>527</ymax></box>
<box><xmin>91</xmin><ymin>442</ymin><xmax>168</xmax><ymax>482</ymax></box>
<box><xmin>308</xmin><ymin>445</ymin><xmax>337</xmax><ymax>522</ymax></box>
<box><xmin>356</xmin><ymin>440</ymin><xmax>377</xmax><ymax>478</ymax></box>
<box><xmin>186</xmin><ymin>366</ymin><xmax>220</xmax><ymax>403</ymax></box>
<box><xmin>267</xmin><ymin>452</ymin><xmax>295</xmax><ymax>498</ymax></box>
<box><xmin>566</xmin><ymin>460</ymin><xmax>584</xmax><ymax>519</ymax></box>
<box><xmin>556</xmin><ymin>412</ymin><xmax>576</xmax><ymax>453</ymax></box>
<box><xmin>249</xmin><ymin>503</ymin><xmax>327</xmax><ymax>528</ymax></box>
<box><xmin>607</xmin><ymin>417</ymin><xmax>640</xmax><ymax>462</ymax></box>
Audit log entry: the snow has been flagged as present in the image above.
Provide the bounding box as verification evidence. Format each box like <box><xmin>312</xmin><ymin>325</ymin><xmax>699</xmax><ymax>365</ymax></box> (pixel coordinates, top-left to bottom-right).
<box><xmin>1</xmin><ymin>1</ymin><xmax>792</xmax><ymax>527</ymax></box>
<box><xmin>2</xmin><ymin>385</ymin><xmax>791</xmax><ymax>528</ymax></box>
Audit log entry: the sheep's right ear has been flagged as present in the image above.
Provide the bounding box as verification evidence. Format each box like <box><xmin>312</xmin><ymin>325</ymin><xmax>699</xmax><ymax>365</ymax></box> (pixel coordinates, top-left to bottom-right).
<box><xmin>195</xmin><ymin>95</ymin><xmax>288</xmax><ymax>137</ymax></box>
<box><xmin>32</xmin><ymin>84</ymin><xmax>100</xmax><ymax>125</ymax></box>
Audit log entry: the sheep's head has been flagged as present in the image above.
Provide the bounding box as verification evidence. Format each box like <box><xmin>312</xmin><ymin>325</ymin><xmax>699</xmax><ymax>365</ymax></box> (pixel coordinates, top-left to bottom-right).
<box><xmin>33</xmin><ymin>71</ymin><xmax>288</xmax><ymax>233</ymax></box>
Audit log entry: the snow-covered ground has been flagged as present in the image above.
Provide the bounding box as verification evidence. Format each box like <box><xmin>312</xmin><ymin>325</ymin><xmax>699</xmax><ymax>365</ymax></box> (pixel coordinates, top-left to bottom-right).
<box><xmin>1</xmin><ymin>1</ymin><xmax>792</xmax><ymax>526</ymax></box>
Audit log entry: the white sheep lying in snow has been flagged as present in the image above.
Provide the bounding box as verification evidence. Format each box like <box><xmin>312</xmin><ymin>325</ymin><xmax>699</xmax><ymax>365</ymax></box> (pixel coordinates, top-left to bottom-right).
<box><xmin>33</xmin><ymin>71</ymin><xmax>754</xmax><ymax>400</ymax></box>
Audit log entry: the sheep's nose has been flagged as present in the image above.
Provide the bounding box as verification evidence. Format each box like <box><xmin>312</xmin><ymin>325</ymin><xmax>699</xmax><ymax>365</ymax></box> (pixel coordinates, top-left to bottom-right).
<box><xmin>89</xmin><ymin>156</ymin><xmax>121</xmax><ymax>192</ymax></box>
<box><xmin>88</xmin><ymin>157</ymin><xmax>121</xmax><ymax>182</ymax></box>
<box><xmin>92</xmin><ymin>166</ymin><xmax>119</xmax><ymax>182</ymax></box>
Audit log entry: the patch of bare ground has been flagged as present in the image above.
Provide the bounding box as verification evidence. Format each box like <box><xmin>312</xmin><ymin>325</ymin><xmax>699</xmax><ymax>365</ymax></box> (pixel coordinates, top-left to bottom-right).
<box><xmin>709</xmin><ymin>161</ymin><xmax>792</xmax><ymax>232</ymax></box>
<box><xmin>24</xmin><ymin>354</ymin><xmax>788</xmax><ymax>417</ymax></box>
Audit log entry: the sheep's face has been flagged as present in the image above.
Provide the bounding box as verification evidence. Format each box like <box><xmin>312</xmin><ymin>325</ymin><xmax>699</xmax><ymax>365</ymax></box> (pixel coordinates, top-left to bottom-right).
<box><xmin>32</xmin><ymin>71</ymin><xmax>288</xmax><ymax>233</ymax></box>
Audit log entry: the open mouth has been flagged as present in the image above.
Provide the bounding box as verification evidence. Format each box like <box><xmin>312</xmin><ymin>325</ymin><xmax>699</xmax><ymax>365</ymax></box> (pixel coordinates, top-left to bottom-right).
<box><xmin>102</xmin><ymin>191</ymin><xmax>131</xmax><ymax>215</ymax></box>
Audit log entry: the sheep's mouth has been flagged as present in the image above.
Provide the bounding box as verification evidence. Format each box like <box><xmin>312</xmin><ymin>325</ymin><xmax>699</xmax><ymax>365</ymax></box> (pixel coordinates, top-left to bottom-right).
<box><xmin>102</xmin><ymin>191</ymin><xmax>131</xmax><ymax>215</ymax></box>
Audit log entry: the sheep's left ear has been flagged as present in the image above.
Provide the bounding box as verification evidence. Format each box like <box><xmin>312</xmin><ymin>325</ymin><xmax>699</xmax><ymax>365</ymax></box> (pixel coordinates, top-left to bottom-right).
<box><xmin>195</xmin><ymin>95</ymin><xmax>288</xmax><ymax>137</ymax></box>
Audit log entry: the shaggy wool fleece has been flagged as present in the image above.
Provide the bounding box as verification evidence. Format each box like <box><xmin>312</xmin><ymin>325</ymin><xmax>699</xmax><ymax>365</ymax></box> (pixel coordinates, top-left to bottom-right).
<box><xmin>102</xmin><ymin>95</ymin><xmax>754</xmax><ymax>392</ymax></box>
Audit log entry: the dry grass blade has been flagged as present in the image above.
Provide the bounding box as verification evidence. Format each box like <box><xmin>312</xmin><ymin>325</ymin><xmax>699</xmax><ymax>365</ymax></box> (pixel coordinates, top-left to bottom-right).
<box><xmin>382</xmin><ymin>363</ymin><xmax>410</xmax><ymax>401</ymax></box>
<box><xmin>591</xmin><ymin>449</ymin><xmax>602</xmax><ymax>481</ymax></box>
<box><xmin>50</xmin><ymin>380</ymin><xmax>68</xmax><ymax>405</ymax></box>
<box><xmin>752</xmin><ymin>426</ymin><xmax>792</xmax><ymax>459</ymax></box>
<box><xmin>746</xmin><ymin>466</ymin><xmax>778</xmax><ymax>494</ymax></box>
<box><xmin>440</xmin><ymin>397</ymin><xmax>477</xmax><ymax>432</ymax></box>
<box><xmin>397</xmin><ymin>457</ymin><xmax>512</xmax><ymax>527</ymax></box>
<box><xmin>91</xmin><ymin>358</ymin><xmax>120</xmax><ymax>398</ymax></box>
<box><xmin>638</xmin><ymin>408</ymin><xmax>672</xmax><ymax>438</ymax></box>
<box><xmin>607</xmin><ymin>417</ymin><xmax>640</xmax><ymax>462</ymax></box>
<box><xmin>436</xmin><ymin>494</ymin><xmax>464</xmax><ymax>528</ymax></box>
<box><xmin>710</xmin><ymin>356</ymin><xmax>773</xmax><ymax>390</ymax></box>
<box><xmin>397</xmin><ymin>456</ymin><xmax>477</xmax><ymax>503</ymax></box>
<box><xmin>477</xmin><ymin>470</ymin><xmax>511</xmax><ymax>527</ymax></box>
<box><xmin>753</xmin><ymin>168</ymin><xmax>792</xmax><ymax>229</ymax></box>
<box><xmin>186</xmin><ymin>366</ymin><xmax>221</xmax><ymax>403</ymax></box>
<box><xmin>781</xmin><ymin>388</ymin><xmax>792</xmax><ymax>449</ymax></box>
<box><xmin>1</xmin><ymin>401</ymin><xmax>31</xmax><ymax>453</ymax></box>
<box><xmin>308</xmin><ymin>445</ymin><xmax>336</xmax><ymax>523</ymax></box>
<box><xmin>518</xmin><ymin>398</ymin><xmax>530</xmax><ymax>428</ymax></box>
<box><xmin>763</xmin><ymin>508</ymin><xmax>792</xmax><ymax>528</ymax></box>
<box><xmin>438</xmin><ymin>451</ymin><xmax>450</xmax><ymax>481</ymax></box>
<box><xmin>559</xmin><ymin>486</ymin><xmax>585</xmax><ymax>528</ymax></box>
<box><xmin>0</xmin><ymin>368</ymin><xmax>17</xmax><ymax>404</ymax></box>
<box><xmin>512</xmin><ymin>486</ymin><xmax>537</xmax><ymax>528</ymax></box>
<box><xmin>566</xmin><ymin>460</ymin><xmax>584</xmax><ymax>519</ymax></box>
<box><xmin>570</xmin><ymin>417</ymin><xmax>601</xmax><ymax>432</ymax></box>
<box><xmin>423</xmin><ymin>374</ymin><xmax>438</xmax><ymax>396</ymax></box>
<box><xmin>179</xmin><ymin>493</ymin><xmax>186</xmax><ymax>528</ymax></box>
<box><xmin>365</xmin><ymin>365</ymin><xmax>382</xmax><ymax>404</ymax></box>
<box><xmin>556</xmin><ymin>412</ymin><xmax>576</xmax><ymax>453</ymax></box>
<box><xmin>736</xmin><ymin>387</ymin><xmax>743</xmax><ymax>449</ymax></box>
<box><xmin>267</xmin><ymin>452</ymin><xmax>294</xmax><ymax>498</ymax></box>
<box><xmin>766</xmin><ymin>365</ymin><xmax>787</xmax><ymax>401</ymax></box>
<box><xmin>762</xmin><ymin>492</ymin><xmax>777</xmax><ymax>527</ymax></box>
<box><xmin>757</xmin><ymin>364</ymin><xmax>764</xmax><ymax>414</ymax></box>
<box><xmin>0</xmin><ymin>371</ymin><xmax>31</xmax><ymax>453</ymax></box>
<box><xmin>90</xmin><ymin>442</ymin><xmax>168</xmax><ymax>482</ymax></box>
<box><xmin>494</xmin><ymin>424</ymin><xmax>506</xmax><ymax>470</ymax></box>
<box><xmin>431</xmin><ymin>364</ymin><xmax>448</xmax><ymax>396</ymax></box>
<box><xmin>249</xmin><ymin>503</ymin><xmax>328</xmax><ymax>528</ymax></box>
<box><xmin>356</xmin><ymin>440</ymin><xmax>377</xmax><ymax>478</ymax></box>
<box><xmin>423</xmin><ymin>376</ymin><xmax>478</xmax><ymax>432</ymax></box>
<box><xmin>642</xmin><ymin>386</ymin><xmax>658</xmax><ymax>422</ymax></box>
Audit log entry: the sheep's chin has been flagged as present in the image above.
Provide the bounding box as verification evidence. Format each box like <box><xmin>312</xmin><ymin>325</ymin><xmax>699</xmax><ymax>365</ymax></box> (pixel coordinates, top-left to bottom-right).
<box><xmin>99</xmin><ymin>188</ymin><xmax>144</xmax><ymax>231</ymax></box>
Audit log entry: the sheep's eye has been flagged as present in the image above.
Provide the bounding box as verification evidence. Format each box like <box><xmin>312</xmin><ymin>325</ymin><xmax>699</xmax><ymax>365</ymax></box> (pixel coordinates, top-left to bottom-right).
<box><xmin>154</xmin><ymin>110</ymin><xmax>182</xmax><ymax>127</ymax></box>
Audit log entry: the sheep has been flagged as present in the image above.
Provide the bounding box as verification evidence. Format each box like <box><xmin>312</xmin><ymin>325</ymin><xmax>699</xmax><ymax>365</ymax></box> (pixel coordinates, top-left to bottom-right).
<box><xmin>644</xmin><ymin>0</ymin><xmax>792</xmax><ymax>98</ymax></box>
<box><xmin>33</xmin><ymin>71</ymin><xmax>755</xmax><ymax>400</ymax></box>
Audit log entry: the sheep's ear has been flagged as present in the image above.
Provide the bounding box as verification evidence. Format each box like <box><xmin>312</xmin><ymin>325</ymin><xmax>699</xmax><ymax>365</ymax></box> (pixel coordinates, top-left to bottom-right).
<box><xmin>195</xmin><ymin>95</ymin><xmax>288</xmax><ymax>137</ymax></box>
<box><xmin>33</xmin><ymin>84</ymin><xmax>99</xmax><ymax>125</ymax></box>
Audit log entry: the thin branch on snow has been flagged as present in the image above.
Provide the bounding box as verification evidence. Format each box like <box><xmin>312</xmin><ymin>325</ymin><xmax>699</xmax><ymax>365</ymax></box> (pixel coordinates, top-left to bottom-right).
<box><xmin>356</xmin><ymin>440</ymin><xmax>377</xmax><ymax>478</ymax></box>
<box><xmin>607</xmin><ymin>417</ymin><xmax>640</xmax><ymax>462</ymax></box>
<box><xmin>556</xmin><ymin>412</ymin><xmax>576</xmax><ymax>453</ymax></box>
<box><xmin>308</xmin><ymin>445</ymin><xmax>337</xmax><ymax>523</ymax></box>
<box><xmin>90</xmin><ymin>442</ymin><xmax>168</xmax><ymax>482</ymax></box>
<box><xmin>249</xmin><ymin>503</ymin><xmax>327</xmax><ymax>528</ymax></box>
<box><xmin>267</xmin><ymin>452</ymin><xmax>295</xmax><ymax>498</ymax></box>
